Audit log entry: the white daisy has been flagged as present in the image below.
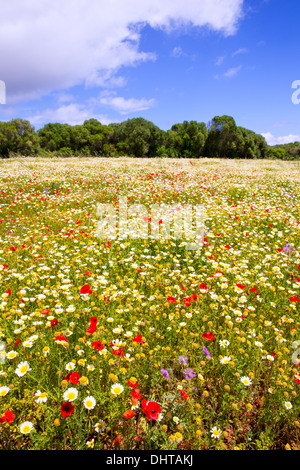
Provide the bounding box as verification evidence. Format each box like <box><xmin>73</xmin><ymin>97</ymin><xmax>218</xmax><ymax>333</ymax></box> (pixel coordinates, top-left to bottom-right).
<box><xmin>95</xmin><ymin>420</ymin><xmax>106</xmax><ymax>433</ymax></box>
<box><xmin>240</xmin><ymin>376</ymin><xmax>252</xmax><ymax>386</ymax></box>
<box><xmin>20</xmin><ymin>421</ymin><xmax>34</xmax><ymax>434</ymax></box>
<box><xmin>63</xmin><ymin>387</ymin><xmax>78</xmax><ymax>402</ymax></box>
<box><xmin>35</xmin><ymin>390</ymin><xmax>48</xmax><ymax>403</ymax></box>
<box><xmin>220</xmin><ymin>356</ymin><xmax>231</xmax><ymax>364</ymax></box>
<box><xmin>15</xmin><ymin>361</ymin><xmax>31</xmax><ymax>377</ymax></box>
<box><xmin>83</xmin><ymin>395</ymin><xmax>96</xmax><ymax>410</ymax></box>
<box><xmin>0</xmin><ymin>385</ymin><xmax>10</xmax><ymax>397</ymax></box>
<box><xmin>6</xmin><ymin>350</ymin><xmax>18</xmax><ymax>360</ymax></box>
<box><xmin>210</xmin><ymin>426</ymin><xmax>222</xmax><ymax>439</ymax></box>
<box><xmin>111</xmin><ymin>383</ymin><xmax>124</xmax><ymax>396</ymax></box>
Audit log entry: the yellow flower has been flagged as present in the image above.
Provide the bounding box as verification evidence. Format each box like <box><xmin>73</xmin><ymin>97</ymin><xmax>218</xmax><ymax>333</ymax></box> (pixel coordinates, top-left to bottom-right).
<box><xmin>174</xmin><ymin>432</ymin><xmax>183</xmax><ymax>442</ymax></box>
<box><xmin>108</xmin><ymin>373</ymin><xmax>118</xmax><ymax>382</ymax></box>
<box><xmin>79</xmin><ymin>376</ymin><xmax>89</xmax><ymax>386</ymax></box>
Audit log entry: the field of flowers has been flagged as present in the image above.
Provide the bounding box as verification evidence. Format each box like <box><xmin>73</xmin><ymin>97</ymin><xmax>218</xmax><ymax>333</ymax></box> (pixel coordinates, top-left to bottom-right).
<box><xmin>0</xmin><ymin>156</ymin><xmax>300</xmax><ymax>450</ymax></box>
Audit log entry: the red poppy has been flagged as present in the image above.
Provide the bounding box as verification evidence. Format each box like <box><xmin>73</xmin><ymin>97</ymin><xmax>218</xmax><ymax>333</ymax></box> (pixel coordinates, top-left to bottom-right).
<box><xmin>69</xmin><ymin>371</ymin><xmax>80</xmax><ymax>385</ymax></box>
<box><xmin>51</xmin><ymin>318</ymin><xmax>58</xmax><ymax>327</ymax></box>
<box><xmin>9</xmin><ymin>246</ymin><xmax>17</xmax><ymax>251</ymax></box>
<box><xmin>123</xmin><ymin>410</ymin><xmax>135</xmax><ymax>419</ymax></box>
<box><xmin>64</xmin><ymin>372</ymin><xmax>72</xmax><ymax>381</ymax></box>
<box><xmin>249</xmin><ymin>286</ymin><xmax>258</xmax><ymax>293</ymax></box>
<box><xmin>55</xmin><ymin>334</ymin><xmax>68</xmax><ymax>344</ymax></box>
<box><xmin>92</xmin><ymin>340</ymin><xmax>104</xmax><ymax>351</ymax></box>
<box><xmin>86</xmin><ymin>325</ymin><xmax>96</xmax><ymax>334</ymax></box>
<box><xmin>2</xmin><ymin>265</ymin><xmax>8</xmax><ymax>269</ymax></box>
<box><xmin>86</xmin><ymin>316</ymin><xmax>98</xmax><ymax>334</ymax></box>
<box><xmin>167</xmin><ymin>296</ymin><xmax>176</xmax><ymax>303</ymax></box>
<box><xmin>61</xmin><ymin>401</ymin><xmax>75</xmax><ymax>418</ymax></box>
<box><xmin>180</xmin><ymin>390</ymin><xmax>189</xmax><ymax>400</ymax></box>
<box><xmin>0</xmin><ymin>410</ymin><xmax>15</xmax><ymax>423</ymax></box>
<box><xmin>289</xmin><ymin>296</ymin><xmax>300</xmax><ymax>302</ymax></box>
<box><xmin>5</xmin><ymin>289</ymin><xmax>12</xmax><ymax>296</ymax></box>
<box><xmin>14</xmin><ymin>338</ymin><xmax>20</xmax><ymax>348</ymax></box>
<box><xmin>143</xmin><ymin>400</ymin><xmax>161</xmax><ymax>420</ymax></box>
<box><xmin>224</xmin><ymin>245</ymin><xmax>231</xmax><ymax>249</ymax></box>
<box><xmin>183</xmin><ymin>297</ymin><xmax>191</xmax><ymax>306</ymax></box>
<box><xmin>202</xmin><ymin>331</ymin><xmax>214</xmax><ymax>341</ymax></box>
<box><xmin>133</xmin><ymin>334</ymin><xmax>143</xmax><ymax>343</ymax></box>
<box><xmin>80</xmin><ymin>284</ymin><xmax>92</xmax><ymax>295</ymax></box>
<box><xmin>181</xmin><ymin>285</ymin><xmax>186</xmax><ymax>291</ymax></box>
<box><xmin>191</xmin><ymin>293</ymin><xmax>197</xmax><ymax>302</ymax></box>
<box><xmin>131</xmin><ymin>389</ymin><xmax>143</xmax><ymax>400</ymax></box>
<box><xmin>236</xmin><ymin>283</ymin><xmax>246</xmax><ymax>289</ymax></box>
<box><xmin>112</xmin><ymin>347</ymin><xmax>125</xmax><ymax>357</ymax></box>
<box><xmin>41</xmin><ymin>309</ymin><xmax>50</xmax><ymax>315</ymax></box>
<box><xmin>294</xmin><ymin>375</ymin><xmax>300</xmax><ymax>385</ymax></box>
<box><xmin>127</xmin><ymin>379</ymin><xmax>139</xmax><ymax>388</ymax></box>
<box><xmin>199</xmin><ymin>282</ymin><xmax>208</xmax><ymax>290</ymax></box>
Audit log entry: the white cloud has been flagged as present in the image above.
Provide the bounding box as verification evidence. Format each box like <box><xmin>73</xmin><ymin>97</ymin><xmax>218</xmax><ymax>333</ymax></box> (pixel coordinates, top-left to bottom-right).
<box><xmin>232</xmin><ymin>47</ymin><xmax>247</xmax><ymax>57</ymax></box>
<box><xmin>0</xmin><ymin>0</ymin><xmax>244</xmax><ymax>104</ymax></box>
<box><xmin>99</xmin><ymin>94</ymin><xmax>157</xmax><ymax>114</ymax></box>
<box><xmin>215</xmin><ymin>55</ymin><xmax>226</xmax><ymax>66</ymax></box>
<box><xmin>261</xmin><ymin>132</ymin><xmax>300</xmax><ymax>146</ymax></box>
<box><xmin>27</xmin><ymin>103</ymin><xmax>114</xmax><ymax>127</ymax></box>
<box><xmin>172</xmin><ymin>46</ymin><xmax>184</xmax><ymax>58</ymax></box>
<box><xmin>223</xmin><ymin>65</ymin><xmax>242</xmax><ymax>78</ymax></box>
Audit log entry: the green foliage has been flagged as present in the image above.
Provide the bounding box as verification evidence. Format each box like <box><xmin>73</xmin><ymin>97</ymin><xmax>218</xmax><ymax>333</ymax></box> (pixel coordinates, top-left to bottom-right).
<box><xmin>0</xmin><ymin>115</ymin><xmax>298</xmax><ymax>159</ymax></box>
<box><xmin>168</xmin><ymin>120</ymin><xmax>208</xmax><ymax>158</ymax></box>
<box><xmin>267</xmin><ymin>142</ymin><xmax>300</xmax><ymax>160</ymax></box>
<box><xmin>110</xmin><ymin>117</ymin><xmax>165</xmax><ymax>158</ymax></box>
<box><xmin>203</xmin><ymin>116</ymin><xmax>268</xmax><ymax>159</ymax></box>
<box><xmin>0</xmin><ymin>119</ymin><xmax>39</xmax><ymax>157</ymax></box>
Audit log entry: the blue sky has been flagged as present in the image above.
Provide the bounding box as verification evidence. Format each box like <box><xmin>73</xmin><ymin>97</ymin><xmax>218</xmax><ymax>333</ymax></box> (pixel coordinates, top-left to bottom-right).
<box><xmin>0</xmin><ymin>0</ymin><xmax>299</xmax><ymax>145</ymax></box>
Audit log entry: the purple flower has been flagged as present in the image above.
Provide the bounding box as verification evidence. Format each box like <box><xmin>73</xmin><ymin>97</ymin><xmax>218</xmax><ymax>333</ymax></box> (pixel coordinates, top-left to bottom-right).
<box><xmin>202</xmin><ymin>347</ymin><xmax>211</xmax><ymax>359</ymax></box>
<box><xmin>161</xmin><ymin>368</ymin><xmax>170</xmax><ymax>380</ymax></box>
<box><xmin>183</xmin><ymin>368</ymin><xmax>196</xmax><ymax>380</ymax></box>
<box><xmin>283</xmin><ymin>243</ymin><xmax>291</xmax><ymax>252</ymax></box>
<box><xmin>178</xmin><ymin>355</ymin><xmax>188</xmax><ymax>366</ymax></box>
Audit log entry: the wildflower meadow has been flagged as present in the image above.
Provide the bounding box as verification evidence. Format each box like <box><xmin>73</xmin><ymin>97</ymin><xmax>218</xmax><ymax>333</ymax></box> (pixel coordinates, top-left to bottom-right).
<box><xmin>0</xmin><ymin>156</ymin><xmax>300</xmax><ymax>451</ymax></box>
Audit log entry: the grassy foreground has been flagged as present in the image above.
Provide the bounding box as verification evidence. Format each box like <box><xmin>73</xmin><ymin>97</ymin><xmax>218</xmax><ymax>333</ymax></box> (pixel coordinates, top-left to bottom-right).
<box><xmin>0</xmin><ymin>156</ymin><xmax>300</xmax><ymax>450</ymax></box>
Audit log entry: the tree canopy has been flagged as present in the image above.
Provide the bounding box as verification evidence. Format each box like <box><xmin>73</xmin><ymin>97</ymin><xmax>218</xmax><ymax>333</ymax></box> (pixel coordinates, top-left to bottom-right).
<box><xmin>0</xmin><ymin>115</ymin><xmax>293</xmax><ymax>160</ymax></box>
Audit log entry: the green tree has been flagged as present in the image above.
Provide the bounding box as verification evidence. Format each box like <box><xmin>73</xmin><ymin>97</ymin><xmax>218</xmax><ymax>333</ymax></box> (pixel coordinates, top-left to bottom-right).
<box><xmin>110</xmin><ymin>118</ymin><xmax>164</xmax><ymax>158</ymax></box>
<box><xmin>82</xmin><ymin>119</ymin><xmax>113</xmax><ymax>155</ymax></box>
<box><xmin>38</xmin><ymin>123</ymin><xmax>72</xmax><ymax>151</ymax></box>
<box><xmin>168</xmin><ymin>120</ymin><xmax>207</xmax><ymax>158</ymax></box>
<box><xmin>0</xmin><ymin>119</ymin><xmax>39</xmax><ymax>158</ymax></box>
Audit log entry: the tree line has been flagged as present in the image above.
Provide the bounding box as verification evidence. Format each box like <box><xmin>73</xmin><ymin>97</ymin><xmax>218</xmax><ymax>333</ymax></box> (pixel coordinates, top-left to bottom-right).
<box><xmin>0</xmin><ymin>115</ymin><xmax>298</xmax><ymax>159</ymax></box>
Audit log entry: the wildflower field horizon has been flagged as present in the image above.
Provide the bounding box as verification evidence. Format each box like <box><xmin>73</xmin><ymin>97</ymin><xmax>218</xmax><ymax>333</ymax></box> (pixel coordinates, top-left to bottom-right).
<box><xmin>0</xmin><ymin>156</ymin><xmax>300</xmax><ymax>450</ymax></box>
